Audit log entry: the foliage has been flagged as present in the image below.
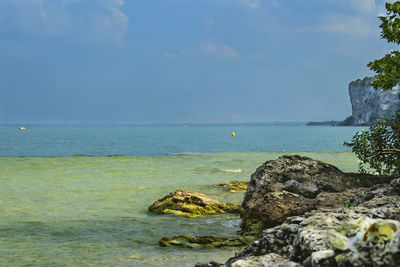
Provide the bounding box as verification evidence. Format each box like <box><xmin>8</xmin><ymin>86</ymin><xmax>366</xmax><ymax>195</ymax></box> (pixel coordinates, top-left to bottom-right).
<box><xmin>367</xmin><ymin>2</ymin><xmax>400</xmax><ymax>91</ymax></box>
<box><xmin>341</xmin><ymin>199</ymin><xmax>357</xmax><ymax>209</ymax></box>
<box><xmin>344</xmin><ymin>111</ymin><xmax>400</xmax><ymax>176</ymax></box>
<box><xmin>345</xmin><ymin>2</ymin><xmax>400</xmax><ymax>176</ymax></box>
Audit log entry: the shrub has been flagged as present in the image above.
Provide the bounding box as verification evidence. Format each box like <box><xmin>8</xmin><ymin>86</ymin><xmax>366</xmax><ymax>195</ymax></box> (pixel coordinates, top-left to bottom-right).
<box><xmin>344</xmin><ymin>111</ymin><xmax>400</xmax><ymax>176</ymax></box>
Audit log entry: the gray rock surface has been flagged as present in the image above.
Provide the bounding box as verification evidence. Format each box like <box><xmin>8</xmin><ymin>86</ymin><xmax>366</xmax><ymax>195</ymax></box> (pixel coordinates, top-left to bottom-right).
<box><xmin>224</xmin><ymin>179</ymin><xmax>400</xmax><ymax>266</ymax></box>
<box><xmin>229</xmin><ymin>253</ymin><xmax>302</xmax><ymax>267</ymax></box>
<box><xmin>348</xmin><ymin>77</ymin><xmax>400</xmax><ymax>125</ymax></box>
<box><xmin>240</xmin><ymin>155</ymin><xmax>392</xmax><ymax>234</ymax></box>
<box><xmin>196</xmin><ymin>156</ymin><xmax>400</xmax><ymax>267</ymax></box>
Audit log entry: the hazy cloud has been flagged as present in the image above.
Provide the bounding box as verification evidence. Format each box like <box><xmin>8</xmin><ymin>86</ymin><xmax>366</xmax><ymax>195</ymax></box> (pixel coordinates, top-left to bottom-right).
<box><xmin>350</xmin><ymin>0</ymin><xmax>377</xmax><ymax>13</ymax></box>
<box><xmin>348</xmin><ymin>0</ymin><xmax>390</xmax><ymax>15</ymax></box>
<box><xmin>4</xmin><ymin>0</ymin><xmax>129</xmax><ymax>44</ymax></box>
<box><xmin>316</xmin><ymin>15</ymin><xmax>377</xmax><ymax>36</ymax></box>
<box><xmin>89</xmin><ymin>0</ymin><xmax>129</xmax><ymax>43</ymax></box>
<box><xmin>240</xmin><ymin>0</ymin><xmax>261</xmax><ymax>8</ymax></box>
<box><xmin>201</xmin><ymin>40</ymin><xmax>239</xmax><ymax>59</ymax></box>
<box><xmin>163</xmin><ymin>49</ymin><xmax>188</xmax><ymax>59</ymax></box>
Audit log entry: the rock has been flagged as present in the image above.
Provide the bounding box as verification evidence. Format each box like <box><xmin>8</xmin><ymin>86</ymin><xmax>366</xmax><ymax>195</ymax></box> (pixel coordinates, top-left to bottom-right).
<box><xmin>148</xmin><ymin>189</ymin><xmax>242</xmax><ymax>218</ymax></box>
<box><xmin>240</xmin><ymin>190</ymin><xmax>314</xmax><ymax>232</ymax></box>
<box><xmin>159</xmin><ymin>235</ymin><xmax>254</xmax><ymax>248</ymax></box>
<box><xmin>327</xmin><ymin>218</ymin><xmax>400</xmax><ymax>266</ymax></box>
<box><xmin>221</xmin><ymin>181</ymin><xmax>400</xmax><ymax>267</ymax></box>
<box><xmin>244</xmin><ymin>155</ymin><xmax>343</xmax><ymax>200</ymax></box>
<box><xmin>240</xmin><ymin>155</ymin><xmax>391</xmax><ymax>236</ymax></box>
<box><xmin>338</xmin><ymin>115</ymin><xmax>355</xmax><ymax>126</ymax></box>
<box><xmin>347</xmin><ymin>76</ymin><xmax>400</xmax><ymax>125</ymax></box>
<box><xmin>195</xmin><ymin>261</ymin><xmax>223</xmax><ymax>267</ymax></box>
<box><xmin>228</xmin><ymin>253</ymin><xmax>302</xmax><ymax>267</ymax></box>
<box><xmin>310</xmin><ymin>250</ymin><xmax>335</xmax><ymax>266</ymax></box>
<box><xmin>215</xmin><ymin>181</ymin><xmax>248</xmax><ymax>192</ymax></box>
<box><xmin>350</xmin><ymin>177</ymin><xmax>400</xmax><ymax>208</ymax></box>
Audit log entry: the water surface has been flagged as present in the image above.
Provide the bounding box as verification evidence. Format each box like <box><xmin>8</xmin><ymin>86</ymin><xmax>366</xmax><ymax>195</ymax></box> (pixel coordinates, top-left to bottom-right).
<box><xmin>0</xmin><ymin>126</ymin><xmax>363</xmax><ymax>266</ymax></box>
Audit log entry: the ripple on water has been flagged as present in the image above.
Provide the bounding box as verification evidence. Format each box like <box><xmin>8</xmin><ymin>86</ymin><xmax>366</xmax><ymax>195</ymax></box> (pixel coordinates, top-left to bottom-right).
<box><xmin>0</xmin><ymin>151</ymin><xmax>360</xmax><ymax>266</ymax></box>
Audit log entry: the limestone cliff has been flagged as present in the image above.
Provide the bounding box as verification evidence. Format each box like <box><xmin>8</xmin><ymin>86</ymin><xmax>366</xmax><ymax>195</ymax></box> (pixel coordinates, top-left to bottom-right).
<box><xmin>345</xmin><ymin>77</ymin><xmax>400</xmax><ymax>125</ymax></box>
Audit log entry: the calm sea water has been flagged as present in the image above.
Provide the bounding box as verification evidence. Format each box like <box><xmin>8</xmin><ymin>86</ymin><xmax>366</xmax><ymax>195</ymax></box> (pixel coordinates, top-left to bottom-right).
<box><xmin>0</xmin><ymin>126</ymin><xmax>363</xmax><ymax>266</ymax></box>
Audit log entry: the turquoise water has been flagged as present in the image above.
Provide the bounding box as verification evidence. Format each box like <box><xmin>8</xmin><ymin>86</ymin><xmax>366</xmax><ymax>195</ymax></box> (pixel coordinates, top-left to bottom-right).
<box><xmin>0</xmin><ymin>125</ymin><xmax>363</xmax><ymax>156</ymax></box>
<box><xmin>0</xmin><ymin>126</ymin><xmax>363</xmax><ymax>266</ymax></box>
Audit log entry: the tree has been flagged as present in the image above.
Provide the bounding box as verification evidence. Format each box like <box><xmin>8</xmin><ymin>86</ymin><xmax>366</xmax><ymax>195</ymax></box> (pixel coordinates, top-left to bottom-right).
<box><xmin>368</xmin><ymin>2</ymin><xmax>400</xmax><ymax>91</ymax></box>
<box><xmin>345</xmin><ymin>2</ymin><xmax>400</xmax><ymax>176</ymax></box>
<box><xmin>345</xmin><ymin>112</ymin><xmax>400</xmax><ymax>175</ymax></box>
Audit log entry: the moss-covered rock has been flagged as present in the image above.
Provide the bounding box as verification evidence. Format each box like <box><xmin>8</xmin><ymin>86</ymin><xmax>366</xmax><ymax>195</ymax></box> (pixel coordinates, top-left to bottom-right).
<box><xmin>238</xmin><ymin>219</ymin><xmax>264</xmax><ymax>237</ymax></box>
<box><xmin>215</xmin><ymin>181</ymin><xmax>248</xmax><ymax>192</ymax></box>
<box><xmin>240</xmin><ymin>155</ymin><xmax>394</xmax><ymax>237</ymax></box>
<box><xmin>148</xmin><ymin>189</ymin><xmax>243</xmax><ymax>218</ymax></box>
<box><xmin>159</xmin><ymin>235</ymin><xmax>254</xmax><ymax>248</ymax></box>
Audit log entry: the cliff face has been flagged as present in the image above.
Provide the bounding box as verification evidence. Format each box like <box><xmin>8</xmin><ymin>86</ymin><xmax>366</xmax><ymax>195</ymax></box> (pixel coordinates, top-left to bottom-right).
<box><xmin>348</xmin><ymin>77</ymin><xmax>400</xmax><ymax>125</ymax></box>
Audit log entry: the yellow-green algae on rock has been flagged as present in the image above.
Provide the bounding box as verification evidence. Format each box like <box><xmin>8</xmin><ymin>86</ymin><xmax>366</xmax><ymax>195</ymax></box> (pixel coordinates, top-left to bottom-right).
<box><xmin>148</xmin><ymin>189</ymin><xmax>243</xmax><ymax>218</ymax></box>
<box><xmin>328</xmin><ymin>217</ymin><xmax>400</xmax><ymax>251</ymax></box>
<box><xmin>215</xmin><ymin>181</ymin><xmax>248</xmax><ymax>192</ymax></box>
<box><xmin>327</xmin><ymin>217</ymin><xmax>400</xmax><ymax>265</ymax></box>
<box><xmin>159</xmin><ymin>235</ymin><xmax>254</xmax><ymax>248</ymax></box>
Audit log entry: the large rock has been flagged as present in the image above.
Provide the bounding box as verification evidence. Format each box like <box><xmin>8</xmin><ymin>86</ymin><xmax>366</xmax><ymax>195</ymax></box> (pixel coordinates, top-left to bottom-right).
<box><xmin>241</xmin><ymin>155</ymin><xmax>392</xmax><ymax>235</ymax></box>
<box><xmin>148</xmin><ymin>189</ymin><xmax>242</xmax><ymax>218</ymax></box>
<box><xmin>347</xmin><ymin>76</ymin><xmax>400</xmax><ymax>125</ymax></box>
<box><xmin>222</xmin><ymin>179</ymin><xmax>400</xmax><ymax>266</ymax></box>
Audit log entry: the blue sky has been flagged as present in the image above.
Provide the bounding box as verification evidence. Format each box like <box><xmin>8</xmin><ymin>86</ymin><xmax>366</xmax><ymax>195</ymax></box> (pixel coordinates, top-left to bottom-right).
<box><xmin>0</xmin><ymin>0</ymin><xmax>395</xmax><ymax>124</ymax></box>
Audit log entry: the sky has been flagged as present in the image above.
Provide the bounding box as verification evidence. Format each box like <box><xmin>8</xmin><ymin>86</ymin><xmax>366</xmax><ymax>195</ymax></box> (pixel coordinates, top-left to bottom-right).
<box><xmin>0</xmin><ymin>0</ymin><xmax>396</xmax><ymax>124</ymax></box>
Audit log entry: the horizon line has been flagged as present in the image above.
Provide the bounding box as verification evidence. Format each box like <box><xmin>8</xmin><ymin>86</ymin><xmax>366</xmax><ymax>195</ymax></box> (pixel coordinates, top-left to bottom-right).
<box><xmin>0</xmin><ymin>120</ymin><xmax>345</xmax><ymax>127</ymax></box>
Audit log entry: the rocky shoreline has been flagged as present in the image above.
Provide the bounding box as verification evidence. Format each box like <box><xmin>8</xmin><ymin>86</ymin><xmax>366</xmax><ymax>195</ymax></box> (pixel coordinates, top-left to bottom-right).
<box><xmin>148</xmin><ymin>155</ymin><xmax>400</xmax><ymax>266</ymax></box>
<box><xmin>201</xmin><ymin>177</ymin><xmax>400</xmax><ymax>266</ymax></box>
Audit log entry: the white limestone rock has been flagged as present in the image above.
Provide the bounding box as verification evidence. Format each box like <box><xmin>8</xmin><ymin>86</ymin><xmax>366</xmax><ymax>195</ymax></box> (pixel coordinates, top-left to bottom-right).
<box><xmin>349</xmin><ymin>77</ymin><xmax>400</xmax><ymax>125</ymax></box>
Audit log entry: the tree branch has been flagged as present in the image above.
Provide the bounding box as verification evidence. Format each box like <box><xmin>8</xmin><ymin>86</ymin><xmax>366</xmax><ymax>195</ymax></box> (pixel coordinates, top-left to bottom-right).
<box><xmin>379</xmin><ymin>149</ymin><xmax>400</xmax><ymax>154</ymax></box>
<box><xmin>372</xmin><ymin>148</ymin><xmax>400</xmax><ymax>157</ymax></box>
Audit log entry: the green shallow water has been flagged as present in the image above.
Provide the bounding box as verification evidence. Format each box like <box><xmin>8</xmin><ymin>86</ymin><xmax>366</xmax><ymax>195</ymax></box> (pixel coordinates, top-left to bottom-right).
<box><xmin>0</xmin><ymin>151</ymin><xmax>359</xmax><ymax>266</ymax></box>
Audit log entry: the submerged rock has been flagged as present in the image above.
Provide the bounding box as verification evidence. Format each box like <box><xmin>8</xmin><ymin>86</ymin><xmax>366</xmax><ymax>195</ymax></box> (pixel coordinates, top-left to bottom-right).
<box><xmin>240</xmin><ymin>155</ymin><xmax>392</xmax><ymax>236</ymax></box>
<box><xmin>215</xmin><ymin>181</ymin><xmax>248</xmax><ymax>192</ymax></box>
<box><xmin>148</xmin><ymin>189</ymin><xmax>242</xmax><ymax>218</ymax></box>
<box><xmin>159</xmin><ymin>235</ymin><xmax>254</xmax><ymax>248</ymax></box>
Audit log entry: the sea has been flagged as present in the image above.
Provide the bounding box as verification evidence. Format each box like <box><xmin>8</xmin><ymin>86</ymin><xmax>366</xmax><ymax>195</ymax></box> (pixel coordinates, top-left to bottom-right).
<box><xmin>0</xmin><ymin>125</ymin><xmax>364</xmax><ymax>266</ymax></box>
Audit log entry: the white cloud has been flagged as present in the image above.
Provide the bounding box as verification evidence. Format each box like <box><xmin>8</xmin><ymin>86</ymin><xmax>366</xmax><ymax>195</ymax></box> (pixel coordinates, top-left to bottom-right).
<box><xmin>7</xmin><ymin>0</ymin><xmax>129</xmax><ymax>44</ymax></box>
<box><xmin>201</xmin><ymin>40</ymin><xmax>239</xmax><ymax>59</ymax></box>
<box><xmin>351</xmin><ymin>0</ymin><xmax>376</xmax><ymax>13</ymax></box>
<box><xmin>239</xmin><ymin>0</ymin><xmax>281</xmax><ymax>9</ymax></box>
<box><xmin>240</xmin><ymin>0</ymin><xmax>261</xmax><ymax>8</ymax></box>
<box><xmin>89</xmin><ymin>0</ymin><xmax>129</xmax><ymax>43</ymax></box>
<box><xmin>313</xmin><ymin>15</ymin><xmax>377</xmax><ymax>36</ymax></box>
<box><xmin>348</xmin><ymin>0</ymin><xmax>388</xmax><ymax>15</ymax></box>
